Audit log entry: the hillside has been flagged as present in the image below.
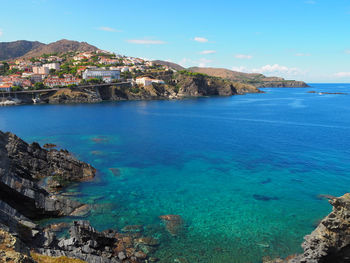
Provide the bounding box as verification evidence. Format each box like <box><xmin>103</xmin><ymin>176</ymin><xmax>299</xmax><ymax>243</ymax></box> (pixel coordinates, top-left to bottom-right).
<box><xmin>188</xmin><ymin>67</ymin><xmax>309</xmax><ymax>88</ymax></box>
<box><xmin>0</xmin><ymin>40</ymin><xmax>44</xmax><ymax>60</ymax></box>
<box><xmin>22</xmin><ymin>39</ymin><xmax>98</xmax><ymax>58</ymax></box>
<box><xmin>152</xmin><ymin>60</ymin><xmax>185</xmax><ymax>71</ymax></box>
<box><xmin>0</xmin><ymin>39</ymin><xmax>98</xmax><ymax>60</ymax></box>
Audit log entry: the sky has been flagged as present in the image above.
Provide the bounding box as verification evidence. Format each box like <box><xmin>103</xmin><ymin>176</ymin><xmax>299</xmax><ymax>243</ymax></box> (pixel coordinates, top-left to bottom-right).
<box><xmin>0</xmin><ymin>0</ymin><xmax>350</xmax><ymax>82</ymax></box>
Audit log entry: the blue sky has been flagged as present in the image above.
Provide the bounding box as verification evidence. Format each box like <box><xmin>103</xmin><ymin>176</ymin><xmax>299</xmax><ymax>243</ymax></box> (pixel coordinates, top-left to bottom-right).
<box><xmin>1</xmin><ymin>0</ymin><xmax>350</xmax><ymax>82</ymax></box>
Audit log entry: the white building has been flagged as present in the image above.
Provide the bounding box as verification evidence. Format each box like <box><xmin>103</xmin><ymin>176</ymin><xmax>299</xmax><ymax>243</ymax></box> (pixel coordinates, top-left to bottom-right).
<box><xmin>82</xmin><ymin>69</ymin><xmax>120</xmax><ymax>83</ymax></box>
<box><xmin>135</xmin><ymin>77</ymin><xmax>165</xmax><ymax>86</ymax></box>
<box><xmin>32</xmin><ymin>66</ymin><xmax>49</xmax><ymax>75</ymax></box>
<box><xmin>43</xmin><ymin>62</ymin><xmax>60</xmax><ymax>70</ymax></box>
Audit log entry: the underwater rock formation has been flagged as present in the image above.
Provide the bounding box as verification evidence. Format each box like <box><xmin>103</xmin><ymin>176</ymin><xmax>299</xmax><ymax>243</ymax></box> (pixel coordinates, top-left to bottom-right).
<box><xmin>159</xmin><ymin>214</ymin><xmax>184</xmax><ymax>236</ymax></box>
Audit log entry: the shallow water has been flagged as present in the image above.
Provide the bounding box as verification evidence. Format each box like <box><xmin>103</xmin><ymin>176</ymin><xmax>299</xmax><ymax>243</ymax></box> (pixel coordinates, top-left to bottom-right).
<box><xmin>2</xmin><ymin>84</ymin><xmax>350</xmax><ymax>262</ymax></box>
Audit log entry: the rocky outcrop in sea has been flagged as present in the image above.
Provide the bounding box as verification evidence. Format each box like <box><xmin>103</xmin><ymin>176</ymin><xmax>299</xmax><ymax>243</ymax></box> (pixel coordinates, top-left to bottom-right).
<box><xmin>265</xmin><ymin>194</ymin><xmax>350</xmax><ymax>263</ymax></box>
<box><xmin>1</xmin><ymin>71</ymin><xmax>262</xmax><ymax>106</ymax></box>
<box><xmin>0</xmin><ymin>131</ymin><xmax>158</xmax><ymax>263</ymax></box>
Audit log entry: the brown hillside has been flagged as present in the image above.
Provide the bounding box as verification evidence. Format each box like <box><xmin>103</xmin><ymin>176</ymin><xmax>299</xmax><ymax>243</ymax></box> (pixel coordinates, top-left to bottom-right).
<box><xmin>22</xmin><ymin>39</ymin><xmax>98</xmax><ymax>58</ymax></box>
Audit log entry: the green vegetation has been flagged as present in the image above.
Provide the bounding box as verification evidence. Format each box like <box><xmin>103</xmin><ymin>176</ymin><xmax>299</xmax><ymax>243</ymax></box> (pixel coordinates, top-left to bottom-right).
<box><xmin>178</xmin><ymin>70</ymin><xmax>209</xmax><ymax>77</ymax></box>
<box><xmin>130</xmin><ymin>86</ymin><xmax>140</xmax><ymax>93</ymax></box>
<box><xmin>11</xmin><ymin>86</ymin><xmax>23</xmax><ymax>92</ymax></box>
<box><xmin>41</xmin><ymin>53</ymin><xmax>58</xmax><ymax>58</ymax></box>
<box><xmin>86</xmin><ymin>78</ymin><xmax>102</xmax><ymax>84</ymax></box>
<box><xmin>29</xmin><ymin>82</ymin><xmax>46</xmax><ymax>90</ymax></box>
<box><xmin>121</xmin><ymin>71</ymin><xmax>132</xmax><ymax>79</ymax></box>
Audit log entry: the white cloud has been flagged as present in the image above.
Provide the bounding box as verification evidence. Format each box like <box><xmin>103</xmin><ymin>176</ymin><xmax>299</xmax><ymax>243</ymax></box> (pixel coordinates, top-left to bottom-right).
<box><xmin>0</xmin><ymin>29</ymin><xmax>2</xmax><ymax>37</ymax></box>
<box><xmin>194</xmin><ymin>37</ymin><xmax>208</xmax><ymax>43</ymax></box>
<box><xmin>232</xmin><ymin>66</ymin><xmax>249</xmax><ymax>72</ymax></box>
<box><xmin>179</xmin><ymin>58</ymin><xmax>213</xmax><ymax>68</ymax></box>
<box><xmin>295</xmin><ymin>53</ymin><xmax>311</xmax><ymax>57</ymax></box>
<box><xmin>232</xmin><ymin>64</ymin><xmax>304</xmax><ymax>77</ymax></box>
<box><xmin>200</xmin><ymin>50</ymin><xmax>216</xmax><ymax>54</ymax></box>
<box><xmin>127</xmin><ymin>39</ymin><xmax>166</xmax><ymax>45</ymax></box>
<box><xmin>235</xmin><ymin>54</ymin><xmax>253</xmax><ymax>59</ymax></box>
<box><xmin>198</xmin><ymin>58</ymin><xmax>212</xmax><ymax>67</ymax></box>
<box><xmin>334</xmin><ymin>72</ymin><xmax>350</xmax><ymax>78</ymax></box>
<box><xmin>252</xmin><ymin>64</ymin><xmax>302</xmax><ymax>76</ymax></box>
<box><xmin>98</xmin><ymin>27</ymin><xmax>120</xmax><ymax>32</ymax></box>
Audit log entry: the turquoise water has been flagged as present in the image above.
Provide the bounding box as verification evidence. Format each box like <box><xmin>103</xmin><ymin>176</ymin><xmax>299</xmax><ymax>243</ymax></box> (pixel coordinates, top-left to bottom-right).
<box><xmin>2</xmin><ymin>84</ymin><xmax>350</xmax><ymax>262</ymax></box>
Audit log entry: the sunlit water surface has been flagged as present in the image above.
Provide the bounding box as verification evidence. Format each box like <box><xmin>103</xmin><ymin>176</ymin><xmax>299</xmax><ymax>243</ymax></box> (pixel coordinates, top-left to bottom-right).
<box><xmin>1</xmin><ymin>84</ymin><xmax>350</xmax><ymax>262</ymax></box>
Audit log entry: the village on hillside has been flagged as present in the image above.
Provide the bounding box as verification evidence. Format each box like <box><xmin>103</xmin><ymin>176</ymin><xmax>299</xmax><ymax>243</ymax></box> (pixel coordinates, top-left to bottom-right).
<box><xmin>0</xmin><ymin>50</ymin><xmax>170</xmax><ymax>92</ymax></box>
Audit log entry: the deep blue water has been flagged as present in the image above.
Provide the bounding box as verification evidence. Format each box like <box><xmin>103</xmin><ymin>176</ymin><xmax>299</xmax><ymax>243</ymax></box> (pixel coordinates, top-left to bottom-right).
<box><xmin>1</xmin><ymin>84</ymin><xmax>350</xmax><ymax>262</ymax></box>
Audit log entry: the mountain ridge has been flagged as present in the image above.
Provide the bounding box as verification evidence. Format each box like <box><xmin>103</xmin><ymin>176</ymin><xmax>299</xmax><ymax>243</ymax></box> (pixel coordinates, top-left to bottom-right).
<box><xmin>0</xmin><ymin>39</ymin><xmax>98</xmax><ymax>60</ymax></box>
<box><xmin>0</xmin><ymin>40</ymin><xmax>45</xmax><ymax>60</ymax></box>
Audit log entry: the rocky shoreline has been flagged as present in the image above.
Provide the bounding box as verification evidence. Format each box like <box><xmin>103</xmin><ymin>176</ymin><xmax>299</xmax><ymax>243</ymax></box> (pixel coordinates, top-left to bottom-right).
<box><xmin>1</xmin><ymin>130</ymin><xmax>350</xmax><ymax>263</ymax></box>
<box><xmin>0</xmin><ymin>72</ymin><xmax>262</xmax><ymax>106</ymax></box>
<box><xmin>0</xmin><ymin>131</ymin><xmax>163</xmax><ymax>263</ymax></box>
<box><xmin>265</xmin><ymin>194</ymin><xmax>350</xmax><ymax>263</ymax></box>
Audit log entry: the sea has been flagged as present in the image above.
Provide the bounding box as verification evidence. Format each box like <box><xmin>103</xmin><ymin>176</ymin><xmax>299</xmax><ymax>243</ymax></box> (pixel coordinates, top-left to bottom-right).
<box><xmin>1</xmin><ymin>83</ymin><xmax>350</xmax><ymax>262</ymax></box>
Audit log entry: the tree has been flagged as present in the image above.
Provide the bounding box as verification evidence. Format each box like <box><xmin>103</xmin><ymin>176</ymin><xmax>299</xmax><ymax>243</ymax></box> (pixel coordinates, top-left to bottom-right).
<box><xmin>49</xmin><ymin>69</ymin><xmax>56</xmax><ymax>75</ymax></box>
<box><xmin>11</xmin><ymin>86</ymin><xmax>23</xmax><ymax>92</ymax></box>
<box><xmin>86</xmin><ymin>78</ymin><xmax>101</xmax><ymax>84</ymax></box>
<box><xmin>34</xmin><ymin>82</ymin><xmax>45</xmax><ymax>90</ymax></box>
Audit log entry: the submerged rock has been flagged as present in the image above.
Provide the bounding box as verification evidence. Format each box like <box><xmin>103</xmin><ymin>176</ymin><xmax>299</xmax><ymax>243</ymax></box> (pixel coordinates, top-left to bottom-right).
<box><xmin>121</xmin><ymin>225</ymin><xmax>143</xmax><ymax>233</ymax></box>
<box><xmin>43</xmin><ymin>143</ymin><xmax>57</xmax><ymax>149</ymax></box>
<box><xmin>253</xmin><ymin>194</ymin><xmax>279</xmax><ymax>201</ymax></box>
<box><xmin>91</xmin><ymin>136</ymin><xmax>110</xmax><ymax>143</ymax></box>
<box><xmin>159</xmin><ymin>214</ymin><xmax>184</xmax><ymax>236</ymax></box>
<box><xmin>44</xmin><ymin>222</ymin><xmax>70</xmax><ymax>232</ymax></box>
<box><xmin>109</xmin><ymin>168</ymin><xmax>121</xmax><ymax>177</ymax></box>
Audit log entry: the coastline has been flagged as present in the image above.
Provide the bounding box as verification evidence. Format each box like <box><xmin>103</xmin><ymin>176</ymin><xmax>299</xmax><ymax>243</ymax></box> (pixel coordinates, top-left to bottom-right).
<box><xmin>1</xmin><ymin>130</ymin><xmax>350</xmax><ymax>263</ymax></box>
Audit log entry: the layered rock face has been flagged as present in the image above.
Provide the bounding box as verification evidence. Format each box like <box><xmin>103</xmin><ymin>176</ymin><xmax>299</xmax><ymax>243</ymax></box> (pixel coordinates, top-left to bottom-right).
<box><xmin>265</xmin><ymin>194</ymin><xmax>350</xmax><ymax>263</ymax></box>
<box><xmin>0</xmin><ymin>131</ymin><xmax>159</xmax><ymax>263</ymax></box>
<box><xmin>173</xmin><ymin>72</ymin><xmax>261</xmax><ymax>97</ymax></box>
<box><xmin>253</xmin><ymin>80</ymin><xmax>309</xmax><ymax>88</ymax></box>
<box><xmin>0</xmin><ymin>130</ymin><xmax>95</xmax><ymax>219</ymax></box>
<box><xmin>292</xmin><ymin>194</ymin><xmax>350</xmax><ymax>263</ymax></box>
<box><xmin>5</xmin><ymin>71</ymin><xmax>261</xmax><ymax>105</ymax></box>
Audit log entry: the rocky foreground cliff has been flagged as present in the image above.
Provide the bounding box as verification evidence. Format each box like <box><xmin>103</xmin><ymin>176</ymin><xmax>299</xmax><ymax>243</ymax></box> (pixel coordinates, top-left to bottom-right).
<box><xmin>0</xmin><ymin>131</ymin><xmax>161</xmax><ymax>263</ymax></box>
<box><xmin>265</xmin><ymin>194</ymin><xmax>350</xmax><ymax>263</ymax></box>
<box><xmin>1</xmin><ymin>71</ymin><xmax>261</xmax><ymax>106</ymax></box>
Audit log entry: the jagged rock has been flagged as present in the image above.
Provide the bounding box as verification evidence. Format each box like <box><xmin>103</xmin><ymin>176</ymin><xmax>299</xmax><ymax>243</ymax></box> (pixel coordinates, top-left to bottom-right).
<box><xmin>289</xmin><ymin>194</ymin><xmax>350</xmax><ymax>263</ymax></box>
<box><xmin>0</xmin><ymin>130</ymin><xmax>96</xmax><ymax>219</ymax></box>
<box><xmin>43</xmin><ymin>143</ymin><xmax>57</xmax><ymax>149</ymax></box>
<box><xmin>0</xmin><ymin>228</ymin><xmax>36</xmax><ymax>263</ymax></box>
<box><xmin>0</xmin><ymin>131</ymin><xmax>154</xmax><ymax>263</ymax></box>
<box><xmin>48</xmin><ymin>88</ymin><xmax>102</xmax><ymax>104</ymax></box>
<box><xmin>159</xmin><ymin>214</ymin><xmax>184</xmax><ymax>236</ymax></box>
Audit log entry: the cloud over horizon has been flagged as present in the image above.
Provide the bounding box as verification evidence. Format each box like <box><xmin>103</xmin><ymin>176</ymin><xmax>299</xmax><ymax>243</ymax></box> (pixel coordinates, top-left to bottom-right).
<box><xmin>194</xmin><ymin>37</ymin><xmax>208</xmax><ymax>43</ymax></box>
<box><xmin>334</xmin><ymin>72</ymin><xmax>350</xmax><ymax>78</ymax></box>
<box><xmin>0</xmin><ymin>29</ymin><xmax>3</xmax><ymax>37</ymax></box>
<box><xmin>235</xmin><ymin>54</ymin><xmax>253</xmax><ymax>59</ymax></box>
<box><xmin>295</xmin><ymin>53</ymin><xmax>311</xmax><ymax>57</ymax></box>
<box><xmin>179</xmin><ymin>57</ymin><xmax>213</xmax><ymax>67</ymax></box>
<box><xmin>232</xmin><ymin>64</ymin><xmax>303</xmax><ymax>77</ymax></box>
<box><xmin>200</xmin><ymin>50</ymin><xmax>216</xmax><ymax>54</ymax></box>
<box><xmin>98</xmin><ymin>27</ymin><xmax>120</xmax><ymax>32</ymax></box>
<box><xmin>127</xmin><ymin>39</ymin><xmax>166</xmax><ymax>45</ymax></box>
